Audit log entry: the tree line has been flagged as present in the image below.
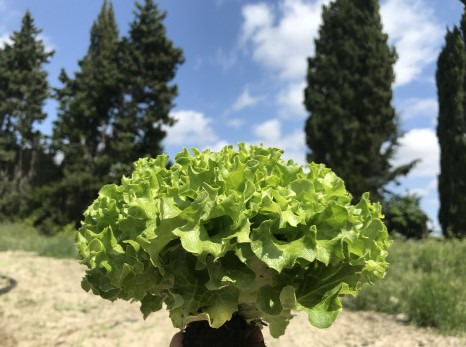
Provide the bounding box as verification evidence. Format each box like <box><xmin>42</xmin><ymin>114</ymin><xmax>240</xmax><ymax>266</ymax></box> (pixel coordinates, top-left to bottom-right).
<box><xmin>0</xmin><ymin>0</ymin><xmax>464</xmax><ymax>239</ymax></box>
<box><xmin>0</xmin><ymin>0</ymin><xmax>183</xmax><ymax>233</ymax></box>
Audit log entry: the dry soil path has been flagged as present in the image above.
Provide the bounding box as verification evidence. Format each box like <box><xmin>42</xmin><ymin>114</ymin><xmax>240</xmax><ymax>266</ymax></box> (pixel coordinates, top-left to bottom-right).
<box><xmin>0</xmin><ymin>251</ymin><xmax>464</xmax><ymax>347</ymax></box>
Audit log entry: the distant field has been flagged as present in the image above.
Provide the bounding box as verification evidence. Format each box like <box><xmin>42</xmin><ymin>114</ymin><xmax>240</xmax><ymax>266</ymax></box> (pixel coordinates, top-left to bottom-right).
<box><xmin>0</xmin><ymin>223</ymin><xmax>76</xmax><ymax>259</ymax></box>
<box><xmin>346</xmin><ymin>239</ymin><xmax>466</xmax><ymax>336</ymax></box>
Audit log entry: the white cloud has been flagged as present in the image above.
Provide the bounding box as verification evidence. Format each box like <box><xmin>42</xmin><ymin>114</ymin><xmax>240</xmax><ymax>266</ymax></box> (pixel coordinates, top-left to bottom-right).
<box><xmin>227</xmin><ymin>118</ymin><xmax>244</xmax><ymax>128</ymax></box>
<box><xmin>239</xmin><ymin>0</ymin><xmax>443</xmax><ymax>118</ymax></box>
<box><xmin>253</xmin><ymin>119</ymin><xmax>306</xmax><ymax>165</ymax></box>
<box><xmin>214</xmin><ymin>47</ymin><xmax>238</xmax><ymax>71</ymax></box>
<box><xmin>0</xmin><ymin>28</ymin><xmax>55</xmax><ymax>53</ymax></box>
<box><xmin>164</xmin><ymin>110</ymin><xmax>220</xmax><ymax>147</ymax></box>
<box><xmin>277</xmin><ymin>81</ymin><xmax>306</xmax><ymax>117</ymax></box>
<box><xmin>230</xmin><ymin>87</ymin><xmax>263</xmax><ymax>113</ymax></box>
<box><xmin>254</xmin><ymin>119</ymin><xmax>281</xmax><ymax>142</ymax></box>
<box><xmin>398</xmin><ymin>97</ymin><xmax>438</xmax><ymax>124</ymax></box>
<box><xmin>206</xmin><ymin>140</ymin><xmax>230</xmax><ymax>152</ymax></box>
<box><xmin>0</xmin><ymin>33</ymin><xmax>11</xmax><ymax>48</ymax></box>
<box><xmin>240</xmin><ymin>0</ymin><xmax>325</xmax><ymax>118</ymax></box>
<box><xmin>241</xmin><ymin>3</ymin><xmax>274</xmax><ymax>43</ymax></box>
<box><xmin>241</xmin><ymin>0</ymin><xmax>330</xmax><ymax>81</ymax></box>
<box><xmin>39</xmin><ymin>33</ymin><xmax>56</xmax><ymax>53</ymax></box>
<box><xmin>54</xmin><ymin>151</ymin><xmax>64</xmax><ymax>166</ymax></box>
<box><xmin>239</xmin><ymin>0</ymin><xmax>443</xmax><ymax>104</ymax></box>
<box><xmin>381</xmin><ymin>0</ymin><xmax>443</xmax><ymax>86</ymax></box>
<box><xmin>0</xmin><ymin>33</ymin><xmax>54</xmax><ymax>52</ymax></box>
<box><xmin>392</xmin><ymin>128</ymin><xmax>439</xmax><ymax>178</ymax></box>
<box><xmin>408</xmin><ymin>178</ymin><xmax>437</xmax><ymax>197</ymax></box>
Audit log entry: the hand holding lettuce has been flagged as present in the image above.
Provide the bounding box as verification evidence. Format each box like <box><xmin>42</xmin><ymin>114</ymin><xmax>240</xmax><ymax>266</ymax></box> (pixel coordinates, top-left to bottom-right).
<box><xmin>76</xmin><ymin>144</ymin><xmax>390</xmax><ymax>337</ymax></box>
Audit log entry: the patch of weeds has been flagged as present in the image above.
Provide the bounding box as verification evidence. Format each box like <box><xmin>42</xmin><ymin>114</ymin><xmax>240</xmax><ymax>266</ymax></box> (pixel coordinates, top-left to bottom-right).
<box><xmin>15</xmin><ymin>297</ymin><xmax>37</xmax><ymax>308</ymax></box>
<box><xmin>76</xmin><ymin>301</ymin><xmax>98</xmax><ymax>314</ymax></box>
<box><xmin>32</xmin><ymin>321</ymin><xmax>47</xmax><ymax>329</ymax></box>
<box><xmin>346</xmin><ymin>239</ymin><xmax>466</xmax><ymax>336</ymax></box>
<box><xmin>53</xmin><ymin>302</ymin><xmax>75</xmax><ymax>312</ymax></box>
<box><xmin>0</xmin><ymin>223</ymin><xmax>76</xmax><ymax>259</ymax></box>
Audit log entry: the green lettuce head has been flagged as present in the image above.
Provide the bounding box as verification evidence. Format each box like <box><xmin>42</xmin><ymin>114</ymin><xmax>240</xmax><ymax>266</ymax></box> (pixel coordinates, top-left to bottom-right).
<box><xmin>77</xmin><ymin>144</ymin><xmax>390</xmax><ymax>337</ymax></box>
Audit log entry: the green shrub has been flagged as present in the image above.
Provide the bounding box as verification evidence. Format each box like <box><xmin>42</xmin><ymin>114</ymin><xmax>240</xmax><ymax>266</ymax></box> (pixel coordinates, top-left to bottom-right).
<box><xmin>384</xmin><ymin>194</ymin><xmax>429</xmax><ymax>239</ymax></box>
<box><xmin>408</xmin><ymin>274</ymin><xmax>465</xmax><ymax>330</ymax></box>
<box><xmin>0</xmin><ymin>223</ymin><xmax>76</xmax><ymax>259</ymax></box>
<box><xmin>346</xmin><ymin>239</ymin><xmax>466</xmax><ymax>335</ymax></box>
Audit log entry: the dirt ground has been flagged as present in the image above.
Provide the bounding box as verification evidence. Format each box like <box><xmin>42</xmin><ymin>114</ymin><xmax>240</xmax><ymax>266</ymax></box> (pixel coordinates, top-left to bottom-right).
<box><xmin>0</xmin><ymin>251</ymin><xmax>464</xmax><ymax>347</ymax></box>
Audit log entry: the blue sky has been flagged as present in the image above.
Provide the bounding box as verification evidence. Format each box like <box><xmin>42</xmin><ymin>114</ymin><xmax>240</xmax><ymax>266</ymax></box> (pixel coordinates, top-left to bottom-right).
<box><xmin>0</xmin><ymin>0</ymin><xmax>463</xmax><ymax>231</ymax></box>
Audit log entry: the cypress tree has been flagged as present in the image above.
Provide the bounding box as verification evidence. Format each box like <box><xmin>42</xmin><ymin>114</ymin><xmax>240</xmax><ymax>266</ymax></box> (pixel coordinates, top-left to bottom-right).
<box><xmin>0</xmin><ymin>11</ymin><xmax>53</xmax><ymax>215</ymax></box>
<box><xmin>45</xmin><ymin>0</ymin><xmax>183</xmax><ymax>230</ymax></box>
<box><xmin>51</xmin><ymin>0</ymin><xmax>121</xmax><ymax>227</ymax></box>
<box><xmin>304</xmin><ymin>0</ymin><xmax>414</xmax><ymax>203</ymax></box>
<box><xmin>436</xmin><ymin>3</ymin><xmax>466</xmax><ymax>238</ymax></box>
<box><xmin>110</xmin><ymin>0</ymin><xmax>184</xmax><ymax>180</ymax></box>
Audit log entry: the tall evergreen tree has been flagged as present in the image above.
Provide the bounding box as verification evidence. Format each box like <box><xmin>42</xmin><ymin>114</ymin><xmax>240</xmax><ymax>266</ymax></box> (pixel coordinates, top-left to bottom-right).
<box><xmin>110</xmin><ymin>0</ymin><xmax>184</xmax><ymax>179</ymax></box>
<box><xmin>45</xmin><ymin>0</ymin><xmax>183</xmax><ymax>230</ymax></box>
<box><xmin>0</xmin><ymin>11</ymin><xmax>53</xmax><ymax>215</ymax></box>
<box><xmin>51</xmin><ymin>0</ymin><xmax>120</xmax><ymax>226</ymax></box>
<box><xmin>304</xmin><ymin>0</ymin><xmax>414</xmax><ymax>203</ymax></box>
<box><xmin>436</xmin><ymin>3</ymin><xmax>466</xmax><ymax>238</ymax></box>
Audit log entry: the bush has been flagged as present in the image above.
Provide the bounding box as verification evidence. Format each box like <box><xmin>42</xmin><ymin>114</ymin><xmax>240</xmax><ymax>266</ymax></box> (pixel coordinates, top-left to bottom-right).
<box><xmin>346</xmin><ymin>239</ymin><xmax>466</xmax><ymax>335</ymax></box>
<box><xmin>0</xmin><ymin>223</ymin><xmax>76</xmax><ymax>258</ymax></box>
<box><xmin>384</xmin><ymin>194</ymin><xmax>430</xmax><ymax>239</ymax></box>
<box><xmin>408</xmin><ymin>274</ymin><xmax>465</xmax><ymax>330</ymax></box>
